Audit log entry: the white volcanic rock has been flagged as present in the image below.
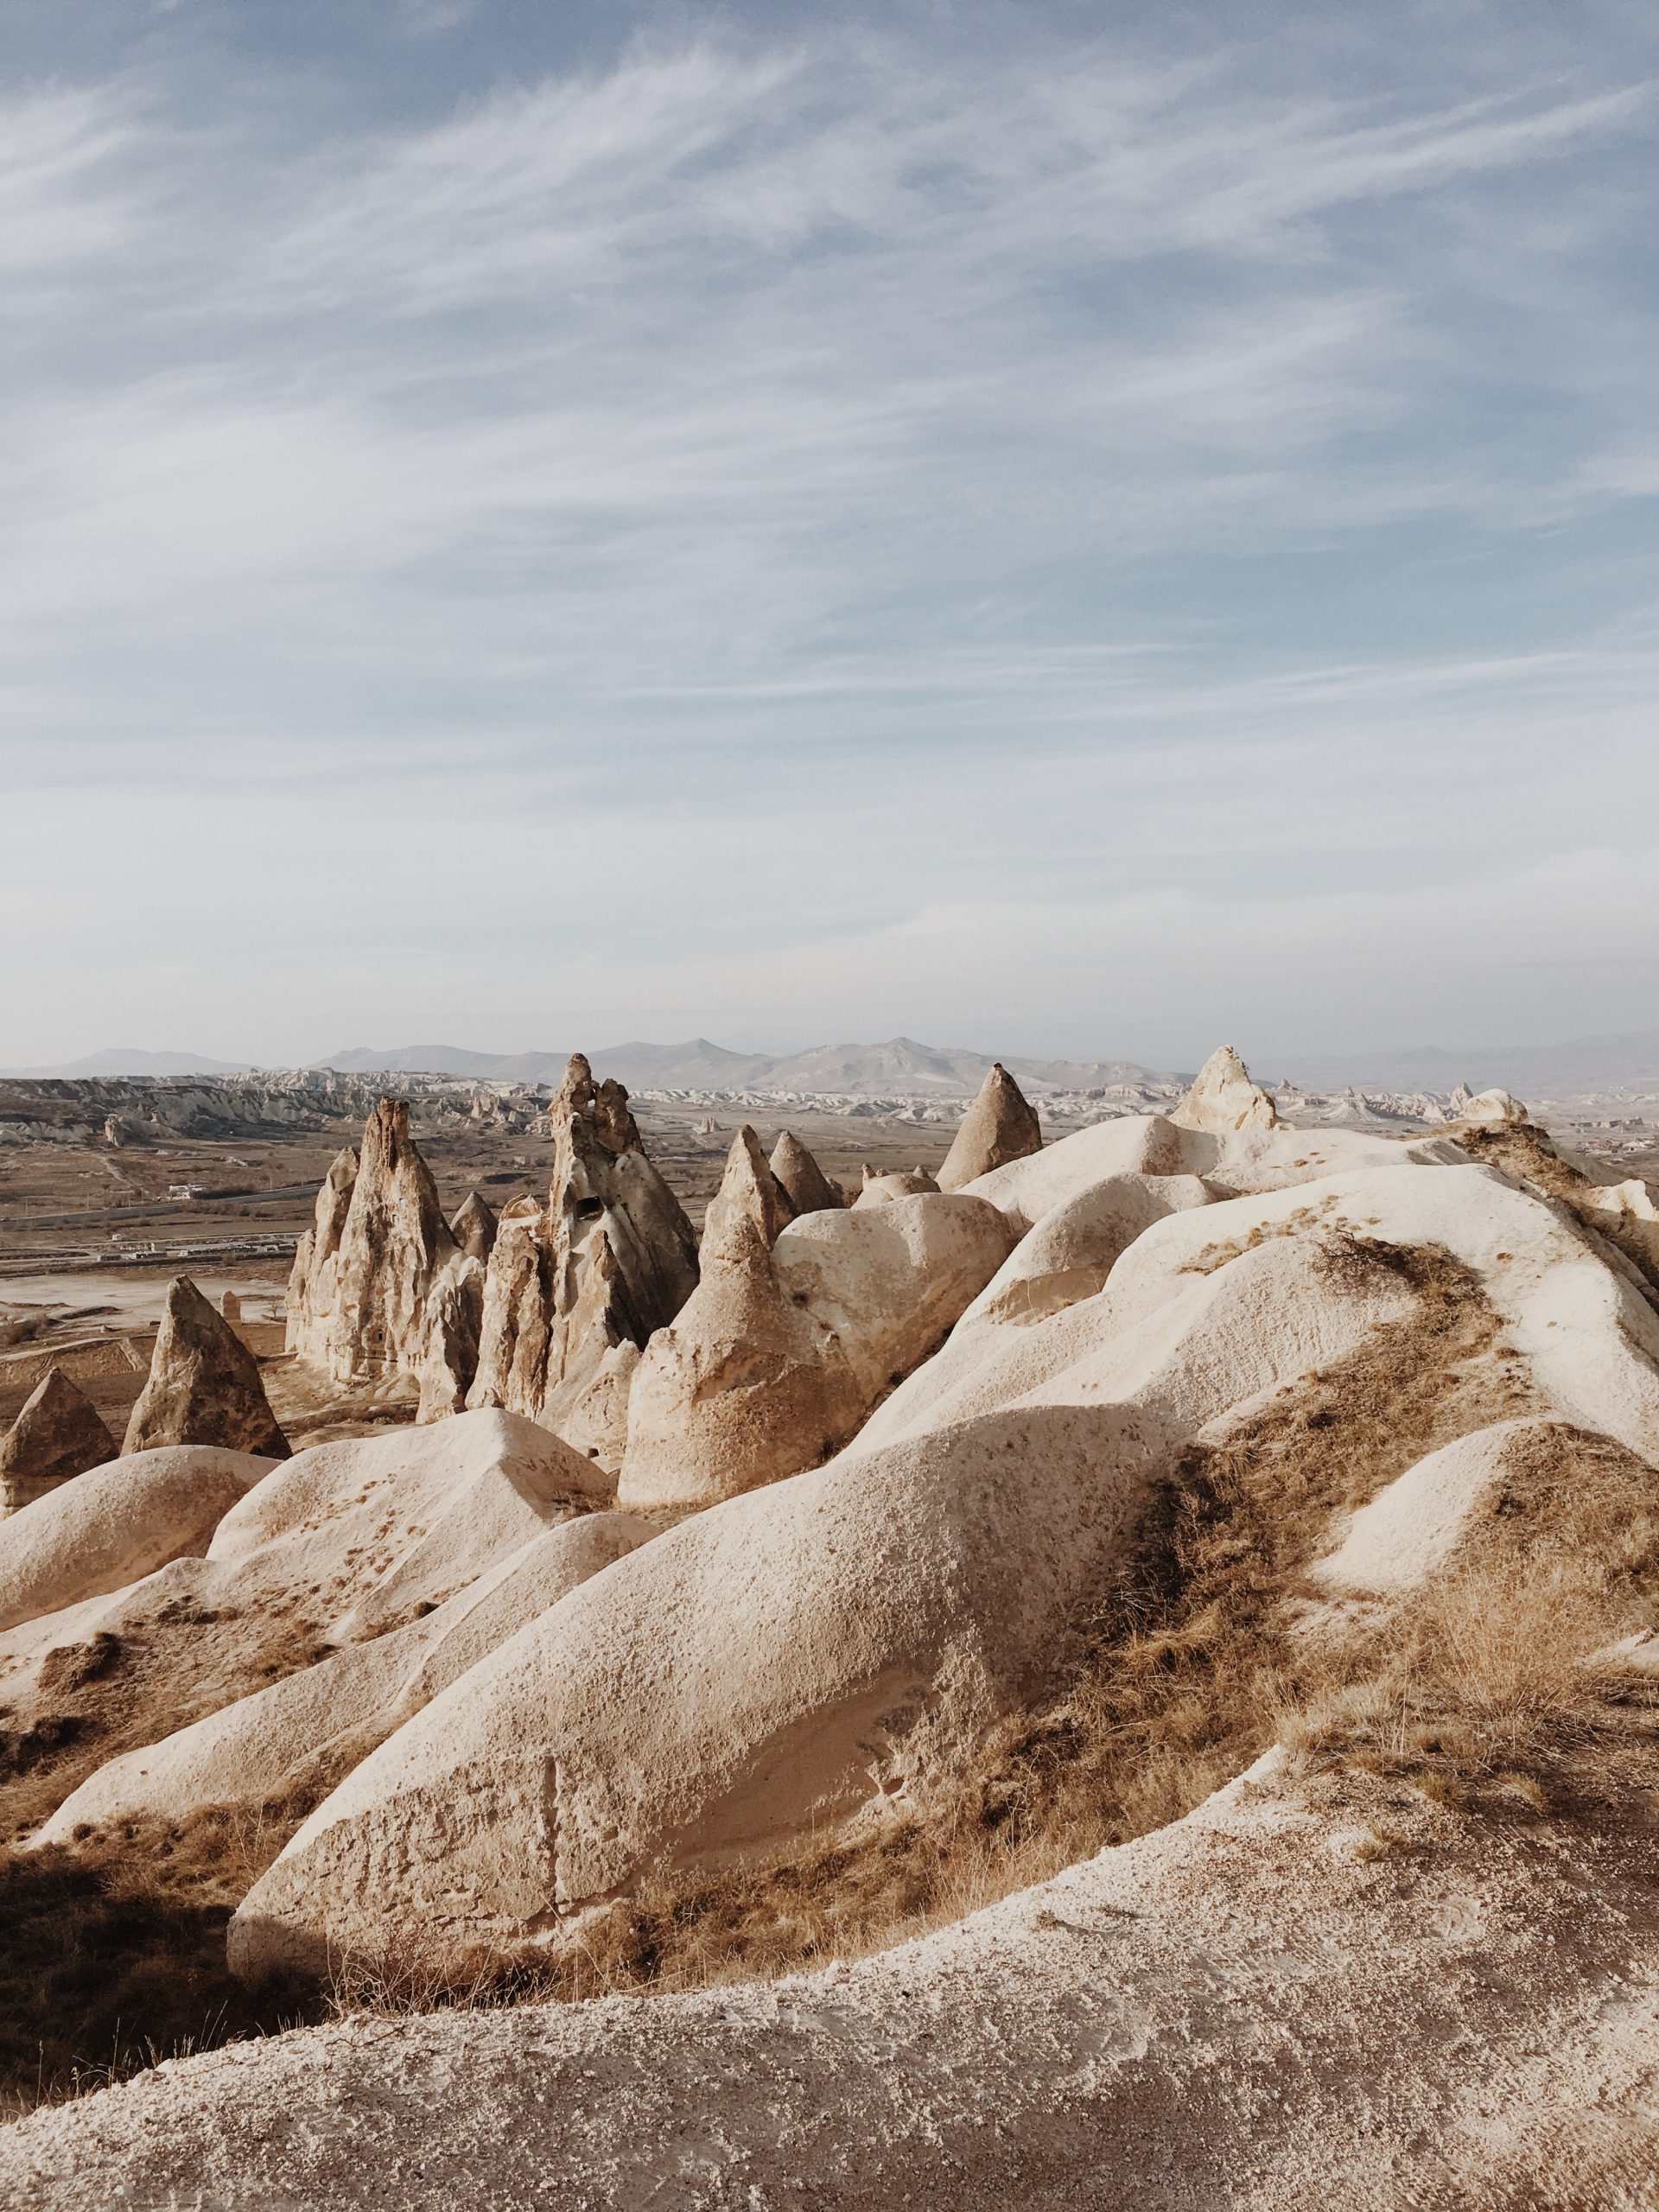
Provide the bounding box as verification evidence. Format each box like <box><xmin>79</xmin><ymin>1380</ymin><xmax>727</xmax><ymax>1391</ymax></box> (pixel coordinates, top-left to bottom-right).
<box><xmin>1171</xmin><ymin>1044</ymin><xmax>1280</xmax><ymax>1135</ymax></box>
<box><xmin>1314</xmin><ymin>1418</ymin><xmax>1548</xmax><ymax>1595</ymax></box>
<box><xmin>957</xmin><ymin>1170</ymin><xmax>1217</xmax><ymax>1332</ymax></box>
<box><xmin>853</xmin><ymin>1166</ymin><xmax>940</xmax><ymax>1208</ymax></box>
<box><xmin>228</xmin><ymin>1218</ymin><xmax>1420</xmax><ymax>1977</ymax></box>
<box><xmin>617</xmin><ymin>1192</ymin><xmax>1014</xmax><ymax>1513</ymax></box>
<box><xmin>285</xmin><ymin>1104</ymin><xmax>478</xmax><ymax>1413</ymax></box>
<box><xmin>1455</xmin><ymin>1087</ymin><xmax>1530</xmax><ymax>1126</ymax></box>
<box><xmin>283</xmin><ymin>1145</ymin><xmax>357</xmax><ymax>1357</ymax></box>
<box><xmin>1580</xmin><ymin>1179</ymin><xmax>1659</xmax><ymax>1278</ymax></box>
<box><xmin>0</xmin><ymin>1412</ymin><xmax>604</xmax><ymax>1815</ymax></box>
<box><xmin>35</xmin><ymin>1511</ymin><xmax>652</xmax><ymax>1840</ymax></box>
<box><xmin>768</xmin><ymin>1130</ymin><xmax>844</xmax><ymax>1216</ymax></box>
<box><xmin>865</xmin><ymin>1163</ymin><xmax>1659</xmax><ymax>1464</ymax></box>
<box><xmin>967</xmin><ymin>1111</ymin><xmax>1465</xmax><ymax>1236</ymax></box>
<box><xmin>25</xmin><ymin>1759</ymin><xmax>1659</xmax><ymax>2212</ymax></box>
<box><xmin>0</xmin><ymin>1369</ymin><xmax>117</xmax><ymax>1515</ymax></box>
<box><xmin>0</xmin><ymin>1446</ymin><xmax>275</xmax><ymax>1635</ymax></box>
<box><xmin>208</xmin><ymin>1408</ymin><xmax>611</xmax><ymax>1643</ymax></box>
<box><xmin>936</xmin><ymin>1063</ymin><xmax>1043</xmax><ymax>1191</ymax></box>
<box><xmin>123</xmin><ymin>1277</ymin><xmax>289</xmax><ymax>1459</ymax></box>
<box><xmin>966</xmin><ymin>1112</ymin><xmax>1211</xmax><ymax>1231</ymax></box>
<box><xmin>702</xmin><ymin>1126</ymin><xmax>797</xmax><ymax>1253</ymax></box>
<box><xmin>448</xmin><ymin>1191</ymin><xmax>498</xmax><ymax>1265</ymax></box>
<box><xmin>467</xmin><ymin>1058</ymin><xmax>698</xmax><ymax>1456</ymax></box>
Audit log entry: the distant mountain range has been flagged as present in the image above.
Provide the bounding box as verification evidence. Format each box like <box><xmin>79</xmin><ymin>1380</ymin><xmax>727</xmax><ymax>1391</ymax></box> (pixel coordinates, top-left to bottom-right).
<box><xmin>1</xmin><ymin>1048</ymin><xmax>255</xmax><ymax>1078</ymax></box>
<box><xmin>315</xmin><ymin>1036</ymin><xmax>1179</xmax><ymax>1096</ymax></box>
<box><xmin>11</xmin><ymin>1027</ymin><xmax>1659</xmax><ymax>1096</ymax></box>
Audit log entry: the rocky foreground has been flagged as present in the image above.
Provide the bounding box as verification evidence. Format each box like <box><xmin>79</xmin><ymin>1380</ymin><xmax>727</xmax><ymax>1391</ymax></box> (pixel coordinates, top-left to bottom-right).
<box><xmin>0</xmin><ymin>1048</ymin><xmax>1656</xmax><ymax>2205</ymax></box>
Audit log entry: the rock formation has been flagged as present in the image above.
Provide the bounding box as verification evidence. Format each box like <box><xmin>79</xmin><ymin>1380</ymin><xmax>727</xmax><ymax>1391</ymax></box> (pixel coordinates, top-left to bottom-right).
<box><xmin>1171</xmin><ymin>1044</ymin><xmax>1280</xmax><ymax>1135</ymax></box>
<box><xmin>769</xmin><ymin>1129</ymin><xmax>844</xmax><ymax>1215</ymax></box>
<box><xmin>220</xmin><ymin>1290</ymin><xmax>242</xmax><ymax>1322</ymax></box>
<box><xmin>283</xmin><ymin>1146</ymin><xmax>359</xmax><ymax>1358</ymax></box>
<box><xmin>448</xmin><ymin>1191</ymin><xmax>498</xmax><ymax>1264</ymax></box>
<box><xmin>123</xmin><ymin>1277</ymin><xmax>290</xmax><ymax>1459</ymax></box>
<box><xmin>619</xmin><ymin>1191</ymin><xmax>1014</xmax><ymax>1511</ymax></box>
<box><xmin>466</xmin><ymin>1057</ymin><xmax>698</xmax><ymax>1462</ymax></box>
<box><xmin>0</xmin><ymin>1445</ymin><xmax>276</xmax><ymax>1634</ymax></box>
<box><xmin>38</xmin><ymin>1510</ymin><xmax>653</xmax><ymax>1841</ymax></box>
<box><xmin>702</xmin><ymin>1126</ymin><xmax>797</xmax><ymax>1252</ymax></box>
<box><xmin>936</xmin><ymin>1062</ymin><xmax>1043</xmax><ymax>1190</ymax></box>
<box><xmin>854</xmin><ymin>1165</ymin><xmax>940</xmax><ymax>1207</ymax></box>
<box><xmin>0</xmin><ymin>1370</ymin><xmax>117</xmax><ymax>1516</ymax></box>
<box><xmin>1452</xmin><ymin>1085</ymin><xmax>1529</xmax><ymax>1127</ymax></box>
<box><xmin>285</xmin><ymin>1105</ymin><xmax>483</xmax><ymax>1421</ymax></box>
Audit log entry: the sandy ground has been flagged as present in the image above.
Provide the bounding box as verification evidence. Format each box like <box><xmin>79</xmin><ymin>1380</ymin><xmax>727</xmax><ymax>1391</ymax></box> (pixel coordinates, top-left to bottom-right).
<box><xmin>3</xmin><ymin>1756</ymin><xmax>1655</xmax><ymax>2209</ymax></box>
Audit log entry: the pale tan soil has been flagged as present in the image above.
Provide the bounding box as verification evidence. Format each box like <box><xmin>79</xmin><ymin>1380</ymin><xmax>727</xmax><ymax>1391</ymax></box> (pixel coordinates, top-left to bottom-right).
<box><xmin>4</xmin><ymin>1755</ymin><xmax>1656</xmax><ymax>2210</ymax></box>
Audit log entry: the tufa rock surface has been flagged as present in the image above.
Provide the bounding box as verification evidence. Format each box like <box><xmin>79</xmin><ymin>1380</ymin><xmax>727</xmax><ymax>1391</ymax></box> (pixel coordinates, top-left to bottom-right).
<box><xmin>124</xmin><ymin>1278</ymin><xmax>290</xmax><ymax>1459</ymax></box>
<box><xmin>0</xmin><ymin>1369</ymin><xmax>118</xmax><ymax>1516</ymax></box>
<box><xmin>936</xmin><ymin>1062</ymin><xmax>1043</xmax><ymax>1191</ymax></box>
<box><xmin>449</xmin><ymin>1191</ymin><xmax>498</xmax><ymax>1265</ymax></box>
<box><xmin>467</xmin><ymin>1058</ymin><xmax>699</xmax><ymax>1464</ymax></box>
<box><xmin>855</xmin><ymin>1166</ymin><xmax>941</xmax><ymax>1208</ymax></box>
<box><xmin>769</xmin><ymin>1130</ymin><xmax>844</xmax><ymax>1216</ymax></box>
<box><xmin>702</xmin><ymin>1127</ymin><xmax>797</xmax><ymax>1254</ymax></box>
<box><xmin>1171</xmin><ymin>1045</ymin><xmax>1280</xmax><ymax>1135</ymax></box>
<box><xmin>285</xmin><ymin>1105</ymin><xmax>485</xmax><ymax>1421</ymax></box>
<box><xmin>619</xmin><ymin>1191</ymin><xmax>1014</xmax><ymax>1512</ymax></box>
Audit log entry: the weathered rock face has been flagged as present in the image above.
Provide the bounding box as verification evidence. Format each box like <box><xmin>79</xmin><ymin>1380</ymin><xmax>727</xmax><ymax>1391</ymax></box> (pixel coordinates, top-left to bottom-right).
<box><xmin>285</xmin><ymin>1106</ymin><xmax>484</xmax><ymax>1421</ymax></box>
<box><xmin>0</xmin><ymin>1370</ymin><xmax>117</xmax><ymax>1516</ymax></box>
<box><xmin>283</xmin><ymin>1146</ymin><xmax>359</xmax><ymax>1358</ymax></box>
<box><xmin>467</xmin><ymin>1058</ymin><xmax>699</xmax><ymax>1464</ymax></box>
<box><xmin>937</xmin><ymin>1063</ymin><xmax>1043</xmax><ymax>1190</ymax></box>
<box><xmin>449</xmin><ymin>1191</ymin><xmax>498</xmax><ymax>1265</ymax></box>
<box><xmin>0</xmin><ymin>1445</ymin><xmax>276</xmax><ymax>1635</ymax></box>
<box><xmin>702</xmin><ymin>1127</ymin><xmax>797</xmax><ymax>1254</ymax></box>
<box><xmin>619</xmin><ymin>1192</ymin><xmax>1014</xmax><ymax>1512</ymax></box>
<box><xmin>768</xmin><ymin>1130</ymin><xmax>844</xmax><ymax>1216</ymax></box>
<box><xmin>1171</xmin><ymin>1045</ymin><xmax>1280</xmax><ymax>1135</ymax></box>
<box><xmin>855</xmin><ymin>1166</ymin><xmax>940</xmax><ymax>1208</ymax></box>
<box><xmin>123</xmin><ymin>1278</ymin><xmax>290</xmax><ymax>1459</ymax></box>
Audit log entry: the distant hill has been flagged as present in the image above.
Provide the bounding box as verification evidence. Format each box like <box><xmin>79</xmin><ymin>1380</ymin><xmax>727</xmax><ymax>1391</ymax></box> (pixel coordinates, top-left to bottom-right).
<box><xmin>1276</xmin><ymin>1030</ymin><xmax>1659</xmax><ymax>1096</ymax></box>
<box><xmin>315</xmin><ymin>1036</ymin><xmax>1175</xmax><ymax>1096</ymax></box>
<box><xmin>0</xmin><ymin>1048</ymin><xmax>253</xmax><ymax>1078</ymax></box>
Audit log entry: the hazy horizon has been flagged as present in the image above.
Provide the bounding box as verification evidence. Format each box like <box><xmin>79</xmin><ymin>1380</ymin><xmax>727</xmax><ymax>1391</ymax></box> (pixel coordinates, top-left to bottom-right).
<box><xmin>5</xmin><ymin>0</ymin><xmax>1656</xmax><ymax>1066</ymax></box>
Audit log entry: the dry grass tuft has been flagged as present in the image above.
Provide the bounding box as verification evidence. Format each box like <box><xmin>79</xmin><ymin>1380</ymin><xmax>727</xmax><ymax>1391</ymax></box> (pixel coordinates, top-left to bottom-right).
<box><xmin>0</xmin><ymin>1808</ymin><xmax>321</xmax><ymax>2115</ymax></box>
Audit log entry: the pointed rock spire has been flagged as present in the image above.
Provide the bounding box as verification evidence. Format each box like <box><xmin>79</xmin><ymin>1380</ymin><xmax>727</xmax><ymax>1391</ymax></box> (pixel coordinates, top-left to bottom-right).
<box><xmin>467</xmin><ymin>1056</ymin><xmax>699</xmax><ymax>1468</ymax></box>
<box><xmin>449</xmin><ymin>1190</ymin><xmax>499</xmax><ymax>1264</ymax></box>
<box><xmin>937</xmin><ymin>1064</ymin><xmax>1043</xmax><ymax>1191</ymax></box>
<box><xmin>124</xmin><ymin>1277</ymin><xmax>290</xmax><ymax>1459</ymax></box>
<box><xmin>769</xmin><ymin>1130</ymin><xmax>844</xmax><ymax>1216</ymax></box>
<box><xmin>702</xmin><ymin>1127</ymin><xmax>798</xmax><ymax>1258</ymax></box>
<box><xmin>0</xmin><ymin>1369</ymin><xmax>117</xmax><ymax>1515</ymax></box>
<box><xmin>1171</xmin><ymin>1046</ymin><xmax>1279</xmax><ymax>1135</ymax></box>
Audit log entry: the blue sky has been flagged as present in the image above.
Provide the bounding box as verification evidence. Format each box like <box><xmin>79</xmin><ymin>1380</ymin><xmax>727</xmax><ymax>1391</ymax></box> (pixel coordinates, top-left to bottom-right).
<box><xmin>3</xmin><ymin>0</ymin><xmax>1656</xmax><ymax>1065</ymax></box>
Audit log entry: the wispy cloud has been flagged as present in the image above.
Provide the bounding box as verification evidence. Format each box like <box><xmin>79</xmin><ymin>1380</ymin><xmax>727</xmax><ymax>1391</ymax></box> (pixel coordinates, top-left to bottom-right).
<box><xmin>0</xmin><ymin>10</ymin><xmax>1654</xmax><ymax>1060</ymax></box>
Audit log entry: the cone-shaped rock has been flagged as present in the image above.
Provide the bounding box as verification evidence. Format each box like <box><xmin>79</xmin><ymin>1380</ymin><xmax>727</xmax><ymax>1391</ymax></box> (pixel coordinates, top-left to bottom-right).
<box><xmin>283</xmin><ymin>1108</ymin><xmax>484</xmax><ymax>1419</ymax></box>
<box><xmin>1171</xmin><ymin>1046</ymin><xmax>1279</xmax><ymax>1135</ymax></box>
<box><xmin>703</xmin><ymin>1127</ymin><xmax>797</xmax><ymax>1256</ymax></box>
<box><xmin>937</xmin><ymin>1064</ymin><xmax>1043</xmax><ymax>1191</ymax></box>
<box><xmin>769</xmin><ymin>1130</ymin><xmax>844</xmax><ymax>1216</ymax></box>
<box><xmin>0</xmin><ymin>1369</ymin><xmax>117</xmax><ymax>1515</ymax></box>
<box><xmin>449</xmin><ymin>1190</ymin><xmax>499</xmax><ymax>1264</ymax></box>
<box><xmin>124</xmin><ymin>1277</ymin><xmax>290</xmax><ymax>1459</ymax></box>
<box><xmin>467</xmin><ymin>1057</ymin><xmax>699</xmax><ymax>1466</ymax></box>
<box><xmin>284</xmin><ymin>1145</ymin><xmax>359</xmax><ymax>1357</ymax></box>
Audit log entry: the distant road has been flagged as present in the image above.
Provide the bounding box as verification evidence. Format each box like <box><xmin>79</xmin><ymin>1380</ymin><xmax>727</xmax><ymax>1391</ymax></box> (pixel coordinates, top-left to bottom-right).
<box><xmin>0</xmin><ymin>1184</ymin><xmax>318</xmax><ymax>1232</ymax></box>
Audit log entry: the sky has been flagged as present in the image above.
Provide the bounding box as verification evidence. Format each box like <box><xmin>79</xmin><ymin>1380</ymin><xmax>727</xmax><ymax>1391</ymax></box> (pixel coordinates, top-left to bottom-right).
<box><xmin>3</xmin><ymin>0</ymin><xmax>1656</xmax><ymax>1068</ymax></box>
